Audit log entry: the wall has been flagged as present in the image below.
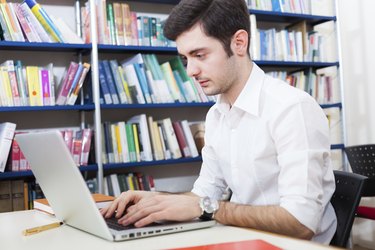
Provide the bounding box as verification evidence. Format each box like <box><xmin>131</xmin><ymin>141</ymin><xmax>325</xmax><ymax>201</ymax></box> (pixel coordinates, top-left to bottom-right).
<box><xmin>337</xmin><ymin>1</ymin><xmax>375</xmax><ymax>248</ymax></box>
<box><xmin>337</xmin><ymin>0</ymin><xmax>375</xmax><ymax>145</ymax></box>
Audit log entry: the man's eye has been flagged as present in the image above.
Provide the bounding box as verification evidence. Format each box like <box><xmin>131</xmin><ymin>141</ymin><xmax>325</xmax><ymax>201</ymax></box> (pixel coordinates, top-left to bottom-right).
<box><xmin>180</xmin><ymin>56</ymin><xmax>187</xmax><ymax>66</ymax></box>
<box><xmin>196</xmin><ymin>54</ymin><xmax>205</xmax><ymax>59</ymax></box>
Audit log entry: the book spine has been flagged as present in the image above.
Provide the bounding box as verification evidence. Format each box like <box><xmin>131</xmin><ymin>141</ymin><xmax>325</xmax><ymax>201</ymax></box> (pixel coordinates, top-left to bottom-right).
<box><xmin>55</xmin><ymin>62</ymin><xmax>79</xmax><ymax>105</ymax></box>
<box><xmin>102</xmin><ymin>60</ymin><xmax>120</xmax><ymax>104</ymax></box>
<box><xmin>39</xmin><ymin>68</ymin><xmax>51</xmax><ymax>106</ymax></box>
<box><xmin>25</xmin><ymin>66</ymin><xmax>43</xmax><ymax>106</ymax></box>
<box><xmin>98</xmin><ymin>61</ymin><xmax>113</xmax><ymax>104</ymax></box>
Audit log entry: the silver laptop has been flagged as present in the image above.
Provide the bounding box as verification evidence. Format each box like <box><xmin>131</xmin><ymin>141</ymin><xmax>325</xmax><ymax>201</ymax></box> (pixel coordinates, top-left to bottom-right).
<box><xmin>15</xmin><ymin>130</ymin><xmax>215</xmax><ymax>241</ymax></box>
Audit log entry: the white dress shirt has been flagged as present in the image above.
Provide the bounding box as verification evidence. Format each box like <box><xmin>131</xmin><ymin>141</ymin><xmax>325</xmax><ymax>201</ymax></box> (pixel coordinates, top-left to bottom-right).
<box><xmin>192</xmin><ymin>63</ymin><xmax>337</xmax><ymax>244</ymax></box>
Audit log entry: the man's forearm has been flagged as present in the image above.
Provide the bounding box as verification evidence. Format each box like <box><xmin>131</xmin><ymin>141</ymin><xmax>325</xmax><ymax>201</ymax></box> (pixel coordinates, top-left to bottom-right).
<box><xmin>215</xmin><ymin>201</ymin><xmax>314</xmax><ymax>240</ymax></box>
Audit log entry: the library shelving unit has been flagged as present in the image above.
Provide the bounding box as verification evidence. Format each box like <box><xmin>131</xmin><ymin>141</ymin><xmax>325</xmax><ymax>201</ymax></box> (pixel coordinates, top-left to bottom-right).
<box><xmin>0</xmin><ymin>0</ymin><xmax>346</xmax><ymax>191</ymax></box>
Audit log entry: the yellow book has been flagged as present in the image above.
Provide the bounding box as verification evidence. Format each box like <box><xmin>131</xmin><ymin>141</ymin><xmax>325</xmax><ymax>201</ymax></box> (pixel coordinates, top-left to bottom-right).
<box><xmin>114</xmin><ymin>123</ymin><xmax>123</xmax><ymax>162</ymax></box>
<box><xmin>118</xmin><ymin>66</ymin><xmax>132</xmax><ymax>104</ymax></box>
<box><xmin>126</xmin><ymin>173</ymin><xmax>135</xmax><ymax>190</ymax></box>
<box><xmin>0</xmin><ymin>67</ymin><xmax>14</xmax><ymax>106</ymax></box>
<box><xmin>0</xmin><ymin>3</ymin><xmax>16</xmax><ymax>41</ymax></box>
<box><xmin>132</xmin><ymin>124</ymin><xmax>141</xmax><ymax>162</ymax></box>
<box><xmin>26</xmin><ymin>0</ymin><xmax>64</xmax><ymax>42</ymax></box>
<box><xmin>26</xmin><ymin>66</ymin><xmax>43</xmax><ymax>106</ymax></box>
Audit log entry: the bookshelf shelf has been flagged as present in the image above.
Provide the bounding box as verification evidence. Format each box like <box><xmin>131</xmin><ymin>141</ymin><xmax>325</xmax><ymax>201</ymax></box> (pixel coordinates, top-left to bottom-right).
<box><xmin>255</xmin><ymin>60</ymin><xmax>339</xmax><ymax>68</ymax></box>
<box><xmin>103</xmin><ymin>156</ymin><xmax>203</xmax><ymax>171</ymax></box>
<box><xmin>101</xmin><ymin>102</ymin><xmax>214</xmax><ymax>109</ymax></box>
<box><xmin>98</xmin><ymin>44</ymin><xmax>177</xmax><ymax>54</ymax></box>
<box><xmin>0</xmin><ymin>41</ymin><xmax>92</xmax><ymax>53</ymax></box>
<box><xmin>249</xmin><ymin>9</ymin><xmax>336</xmax><ymax>24</ymax></box>
<box><xmin>320</xmin><ymin>103</ymin><xmax>342</xmax><ymax>109</ymax></box>
<box><xmin>0</xmin><ymin>164</ymin><xmax>98</xmax><ymax>180</ymax></box>
<box><xmin>0</xmin><ymin>104</ymin><xmax>95</xmax><ymax>112</ymax></box>
<box><xmin>331</xmin><ymin>144</ymin><xmax>345</xmax><ymax>150</ymax></box>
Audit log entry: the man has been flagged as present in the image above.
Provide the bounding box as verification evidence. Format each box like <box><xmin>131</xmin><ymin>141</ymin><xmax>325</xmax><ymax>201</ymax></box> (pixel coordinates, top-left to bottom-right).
<box><xmin>101</xmin><ymin>0</ymin><xmax>337</xmax><ymax>244</ymax></box>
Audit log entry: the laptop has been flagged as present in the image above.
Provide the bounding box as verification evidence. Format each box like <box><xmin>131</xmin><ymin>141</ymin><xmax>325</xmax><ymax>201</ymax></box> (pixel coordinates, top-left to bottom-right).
<box><xmin>15</xmin><ymin>130</ymin><xmax>215</xmax><ymax>241</ymax></box>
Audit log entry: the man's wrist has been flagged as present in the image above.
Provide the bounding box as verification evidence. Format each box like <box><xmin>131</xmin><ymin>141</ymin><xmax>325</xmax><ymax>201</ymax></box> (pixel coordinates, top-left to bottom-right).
<box><xmin>198</xmin><ymin>197</ymin><xmax>219</xmax><ymax>221</ymax></box>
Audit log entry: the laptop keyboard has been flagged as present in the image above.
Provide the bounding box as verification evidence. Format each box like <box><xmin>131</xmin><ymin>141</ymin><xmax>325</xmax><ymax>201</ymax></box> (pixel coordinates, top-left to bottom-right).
<box><xmin>105</xmin><ymin>217</ymin><xmax>135</xmax><ymax>231</ymax></box>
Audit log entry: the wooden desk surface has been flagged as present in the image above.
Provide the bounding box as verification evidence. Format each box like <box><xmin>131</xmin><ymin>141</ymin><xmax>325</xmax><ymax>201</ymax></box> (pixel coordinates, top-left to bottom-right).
<box><xmin>0</xmin><ymin>210</ymin><xmax>342</xmax><ymax>250</ymax></box>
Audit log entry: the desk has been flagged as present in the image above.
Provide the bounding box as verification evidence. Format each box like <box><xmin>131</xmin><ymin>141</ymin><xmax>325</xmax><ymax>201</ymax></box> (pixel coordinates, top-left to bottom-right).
<box><xmin>0</xmin><ymin>210</ymin><xmax>341</xmax><ymax>250</ymax></box>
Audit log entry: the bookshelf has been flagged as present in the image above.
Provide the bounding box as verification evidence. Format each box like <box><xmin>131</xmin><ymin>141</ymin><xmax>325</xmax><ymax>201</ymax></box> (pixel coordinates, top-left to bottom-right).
<box><xmin>0</xmin><ymin>0</ymin><xmax>346</xmax><ymax>194</ymax></box>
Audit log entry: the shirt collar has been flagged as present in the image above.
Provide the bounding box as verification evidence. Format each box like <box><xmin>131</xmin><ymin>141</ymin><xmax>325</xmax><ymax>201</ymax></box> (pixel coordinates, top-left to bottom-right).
<box><xmin>215</xmin><ymin>63</ymin><xmax>265</xmax><ymax>117</ymax></box>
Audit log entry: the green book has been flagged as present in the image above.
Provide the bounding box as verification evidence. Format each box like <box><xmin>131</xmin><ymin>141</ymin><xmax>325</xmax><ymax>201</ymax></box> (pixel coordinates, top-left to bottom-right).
<box><xmin>125</xmin><ymin>123</ymin><xmax>136</xmax><ymax>162</ymax></box>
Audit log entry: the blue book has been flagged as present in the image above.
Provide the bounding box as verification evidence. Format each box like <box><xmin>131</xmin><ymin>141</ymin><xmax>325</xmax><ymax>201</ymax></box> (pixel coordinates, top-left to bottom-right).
<box><xmin>133</xmin><ymin>63</ymin><xmax>152</xmax><ymax>103</ymax></box>
<box><xmin>66</xmin><ymin>63</ymin><xmax>83</xmax><ymax>102</ymax></box>
<box><xmin>98</xmin><ymin>61</ymin><xmax>112</xmax><ymax>104</ymax></box>
<box><xmin>173</xmin><ymin>70</ymin><xmax>189</xmax><ymax>103</ymax></box>
<box><xmin>102</xmin><ymin>60</ymin><xmax>120</xmax><ymax>104</ymax></box>
<box><xmin>109</xmin><ymin>60</ymin><xmax>127</xmax><ymax>104</ymax></box>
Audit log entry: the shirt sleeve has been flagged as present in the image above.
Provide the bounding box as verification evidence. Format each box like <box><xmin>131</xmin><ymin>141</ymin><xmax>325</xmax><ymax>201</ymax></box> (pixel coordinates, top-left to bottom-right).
<box><xmin>191</xmin><ymin>108</ymin><xmax>228</xmax><ymax>200</ymax></box>
<box><xmin>271</xmin><ymin>98</ymin><xmax>335</xmax><ymax>233</ymax></box>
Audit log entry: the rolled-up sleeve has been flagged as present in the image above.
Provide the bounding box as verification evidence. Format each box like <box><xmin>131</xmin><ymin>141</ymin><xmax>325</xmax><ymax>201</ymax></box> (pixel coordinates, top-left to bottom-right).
<box><xmin>272</xmin><ymin>99</ymin><xmax>334</xmax><ymax>233</ymax></box>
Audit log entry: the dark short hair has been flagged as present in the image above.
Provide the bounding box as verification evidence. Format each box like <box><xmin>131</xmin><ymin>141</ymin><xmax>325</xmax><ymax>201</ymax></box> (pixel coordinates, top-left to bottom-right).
<box><xmin>163</xmin><ymin>0</ymin><xmax>250</xmax><ymax>57</ymax></box>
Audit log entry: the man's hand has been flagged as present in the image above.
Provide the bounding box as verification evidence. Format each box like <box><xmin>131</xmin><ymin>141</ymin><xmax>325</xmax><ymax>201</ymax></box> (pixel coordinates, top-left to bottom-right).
<box><xmin>100</xmin><ymin>191</ymin><xmax>202</xmax><ymax>228</ymax></box>
<box><xmin>100</xmin><ymin>190</ymin><xmax>157</xmax><ymax>219</ymax></box>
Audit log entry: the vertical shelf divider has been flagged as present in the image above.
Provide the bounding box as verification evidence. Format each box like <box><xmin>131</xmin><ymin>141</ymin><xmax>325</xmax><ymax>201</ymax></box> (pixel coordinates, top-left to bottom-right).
<box><xmin>89</xmin><ymin>0</ymin><xmax>104</xmax><ymax>193</ymax></box>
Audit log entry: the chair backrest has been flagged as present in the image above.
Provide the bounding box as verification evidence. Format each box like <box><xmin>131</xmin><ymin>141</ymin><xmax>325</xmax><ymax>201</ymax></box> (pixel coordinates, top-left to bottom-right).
<box><xmin>330</xmin><ymin>170</ymin><xmax>367</xmax><ymax>248</ymax></box>
<box><xmin>344</xmin><ymin>145</ymin><xmax>375</xmax><ymax>196</ymax></box>
<box><xmin>344</xmin><ymin>144</ymin><xmax>375</xmax><ymax>178</ymax></box>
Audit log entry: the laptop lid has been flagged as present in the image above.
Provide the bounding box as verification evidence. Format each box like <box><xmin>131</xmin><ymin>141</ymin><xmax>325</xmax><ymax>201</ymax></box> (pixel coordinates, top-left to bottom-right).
<box><xmin>16</xmin><ymin>130</ymin><xmax>215</xmax><ymax>241</ymax></box>
<box><xmin>16</xmin><ymin>130</ymin><xmax>114</xmax><ymax>241</ymax></box>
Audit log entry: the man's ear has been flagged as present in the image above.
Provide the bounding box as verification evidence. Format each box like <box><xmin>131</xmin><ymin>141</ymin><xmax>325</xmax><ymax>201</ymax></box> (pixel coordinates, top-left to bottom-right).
<box><xmin>231</xmin><ymin>29</ymin><xmax>249</xmax><ymax>56</ymax></box>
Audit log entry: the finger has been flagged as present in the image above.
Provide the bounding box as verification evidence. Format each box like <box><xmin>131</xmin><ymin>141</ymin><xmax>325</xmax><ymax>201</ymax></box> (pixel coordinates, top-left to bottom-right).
<box><xmin>134</xmin><ymin>211</ymin><xmax>166</xmax><ymax>227</ymax></box>
<box><xmin>119</xmin><ymin>202</ymin><xmax>161</xmax><ymax>226</ymax></box>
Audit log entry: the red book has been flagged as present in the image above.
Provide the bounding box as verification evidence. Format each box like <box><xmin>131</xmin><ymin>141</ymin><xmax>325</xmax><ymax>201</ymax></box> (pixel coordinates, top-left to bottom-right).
<box><xmin>11</xmin><ymin>139</ymin><xmax>20</xmax><ymax>172</ymax></box>
<box><xmin>170</xmin><ymin>239</ymin><xmax>281</xmax><ymax>250</ymax></box>
<box><xmin>172</xmin><ymin>121</ymin><xmax>191</xmax><ymax>158</ymax></box>
<box><xmin>55</xmin><ymin>62</ymin><xmax>79</xmax><ymax>105</ymax></box>
<box><xmin>80</xmin><ymin>128</ymin><xmax>92</xmax><ymax>166</ymax></box>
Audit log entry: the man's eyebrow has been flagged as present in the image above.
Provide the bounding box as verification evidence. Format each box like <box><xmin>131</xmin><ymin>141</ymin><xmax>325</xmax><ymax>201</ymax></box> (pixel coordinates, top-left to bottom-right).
<box><xmin>179</xmin><ymin>48</ymin><xmax>207</xmax><ymax>57</ymax></box>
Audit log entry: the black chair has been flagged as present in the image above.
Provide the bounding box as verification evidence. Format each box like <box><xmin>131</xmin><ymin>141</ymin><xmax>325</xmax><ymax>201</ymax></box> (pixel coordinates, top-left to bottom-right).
<box><xmin>330</xmin><ymin>170</ymin><xmax>367</xmax><ymax>248</ymax></box>
<box><xmin>344</xmin><ymin>145</ymin><xmax>375</xmax><ymax>220</ymax></box>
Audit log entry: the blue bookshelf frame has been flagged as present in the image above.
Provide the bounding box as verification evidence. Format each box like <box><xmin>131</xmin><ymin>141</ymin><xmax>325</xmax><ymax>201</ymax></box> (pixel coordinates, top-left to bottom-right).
<box><xmin>0</xmin><ymin>164</ymin><xmax>98</xmax><ymax>180</ymax></box>
<box><xmin>103</xmin><ymin>156</ymin><xmax>203</xmax><ymax>171</ymax></box>
<box><xmin>101</xmin><ymin>102</ymin><xmax>214</xmax><ymax>109</ymax></box>
<box><xmin>98</xmin><ymin>44</ymin><xmax>177</xmax><ymax>54</ymax></box>
<box><xmin>249</xmin><ymin>9</ymin><xmax>336</xmax><ymax>25</ymax></box>
<box><xmin>0</xmin><ymin>157</ymin><xmax>202</xmax><ymax>180</ymax></box>
<box><xmin>0</xmin><ymin>104</ymin><xmax>95</xmax><ymax>112</ymax></box>
<box><xmin>0</xmin><ymin>41</ymin><xmax>92</xmax><ymax>54</ymax></box>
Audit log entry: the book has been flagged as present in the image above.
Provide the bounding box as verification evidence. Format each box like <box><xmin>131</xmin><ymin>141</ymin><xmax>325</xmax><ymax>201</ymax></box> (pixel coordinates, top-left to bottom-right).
<box><xmin>0</xmin><ymin>122</ymin><xmax>16</xmax><ymax>172</ymax></box>
<box><xmin>55</xmin><ymin>61</ymin><xmax>79</xmax><ymax>105</ymax></box>
<box><xmin>128</xmin><ymin>114</ymin><xmax>153</xmax><ymax>161</ymax></box>
<box><xmin>14</xmin><ymin>2</ymin><xmax>42</xmax><ymax>42</ymax></box>
<box><xmin>181</xmin><ymin>120</ymin><xmax>199</xmax><ymax>158</ymax></box>
<box><xmin>18</xmin><ymin>1</ymin><xmax>52</xmax><ymax>43</ymax></box>
<box><xmin>170</xmin><ymin>239</ymin><xmax>281</xmax><ymax>250</ymax></box>
<box><xmin>189</xmin><ymin>122</ymin><xmax>205</xmax><ymax>154</ymax></box>
<box><xmin>33</xmin><ymin>193</ymin><xmax>115</xmax><ymax>215</ymax></box>
<box><xmin>0</xmin><ymin>180</ymin><xmax>26</xmax><ymax>212</ymax></box>
<box><xmin>160</xmin><ymin>118</ymin><xmax>182</xmax><ymax>159</ymax></box>
<box><xmin>24</xmin><ymin>0</ymin><xmax>65</xmax><ymax>43</ymax></box>
<box><xmin>0</xmin><ymin>65</ymin><xmax>14</xmax><ymax>106</ymax></box>
<box><xmin>172</xmin><ymin>121</ymin><xmax>191</xmax><ymax>158</ymax></box>
<box><xmin>102</xmin><ymin>60</ymin><xmax>120</xmax><ymax>104</ymax></box>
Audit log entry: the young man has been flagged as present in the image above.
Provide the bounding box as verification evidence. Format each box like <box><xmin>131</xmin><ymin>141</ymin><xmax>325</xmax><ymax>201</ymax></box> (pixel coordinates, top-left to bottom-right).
<box><xmin>101</xmin><ymin>0</ymin><xmax>337</xmax><ymax>244</ymax></box>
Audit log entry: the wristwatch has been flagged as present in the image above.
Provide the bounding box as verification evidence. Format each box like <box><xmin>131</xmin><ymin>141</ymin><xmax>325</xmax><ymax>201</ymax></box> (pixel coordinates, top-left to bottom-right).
<box><xmin>199</xmin><ymin>196</ymin><xmax>219</xmax><ymax>221</ymax></box>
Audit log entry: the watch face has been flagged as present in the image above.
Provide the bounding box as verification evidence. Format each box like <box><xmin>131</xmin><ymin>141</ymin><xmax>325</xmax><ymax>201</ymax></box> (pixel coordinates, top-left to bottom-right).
<box><xmin>202</xmin><ymin>197</ymin><xmax>219</xmax><ymax>213</ymax></box>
